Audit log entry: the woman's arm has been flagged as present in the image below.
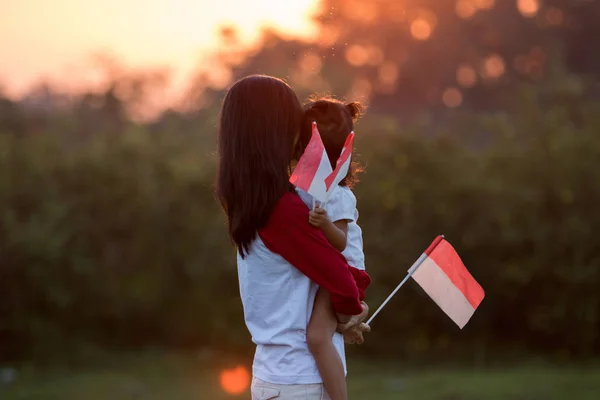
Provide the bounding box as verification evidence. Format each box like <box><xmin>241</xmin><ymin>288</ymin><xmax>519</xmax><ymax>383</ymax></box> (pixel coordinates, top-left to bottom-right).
<box><xmin>259</xmin><ymin>192</ymin><xmax>363</xmax><ymax>316</ymax></box>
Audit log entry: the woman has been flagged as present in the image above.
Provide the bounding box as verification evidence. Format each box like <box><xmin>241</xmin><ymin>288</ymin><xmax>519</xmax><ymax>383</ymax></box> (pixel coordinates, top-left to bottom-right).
<box><xmin>216</xmin><ymin>75</ymin><xmax>369</xmax><ymax>399</ymax></box>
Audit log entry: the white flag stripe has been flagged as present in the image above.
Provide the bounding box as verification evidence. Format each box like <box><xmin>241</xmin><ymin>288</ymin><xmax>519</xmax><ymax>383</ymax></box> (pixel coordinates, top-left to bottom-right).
<box><xmin>325</xmin><ymin>155</ymin><xmax>351</xmax><ymax>200</ymax></box>
<box><xmin>306</xmin><ymin>147</ymin><xmax>333</xmax><ymax>203</ymax></box>
<box><xmin>411</xmin><ymin>257</ymin><xmax>476</xmax><ymax>329</ymax></box>
<box><xmin>324</xmin><ymin>132</ymin><xmax>354</xmax><ymax>201</ymax></box>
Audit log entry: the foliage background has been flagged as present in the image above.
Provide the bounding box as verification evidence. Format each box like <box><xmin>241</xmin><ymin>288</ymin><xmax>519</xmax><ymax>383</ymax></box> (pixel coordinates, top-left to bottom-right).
<box><xmin>1</xmin><ymin>0</ymin><xmax>599</xmax><ymax>372</ymax></box>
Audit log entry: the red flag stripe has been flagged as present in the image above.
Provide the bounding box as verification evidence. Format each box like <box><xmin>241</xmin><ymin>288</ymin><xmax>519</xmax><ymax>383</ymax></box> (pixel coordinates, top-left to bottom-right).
<box><xmin>428</xmin><ymin>239</ymin><xmax>485</xmax><ymax>309</ymax></box>
<box><xmin>290</xmin><ymin>122</ymin><xmax>326</xmax><ymax>190</ymax></box>
<box><xmin>324</xmin><ymin>132</ymin><xmax>354</xmax><ymax>190</ymax></box>
<box><xmin>424</xmin><ymin>235</ymin><xmax>444</xmax><ymax>256</ymax></box>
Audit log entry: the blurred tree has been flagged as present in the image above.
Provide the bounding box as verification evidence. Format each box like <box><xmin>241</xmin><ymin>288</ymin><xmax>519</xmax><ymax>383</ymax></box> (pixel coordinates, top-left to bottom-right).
<box><xmin>1</xmin><ymin>0</ymin><xmax>600</xmax><ymax>367</ymax></box>
<box><xmin>203</xmin><ymin>0</ymin><xmax>600</xmax><ymax>119</ymax></box>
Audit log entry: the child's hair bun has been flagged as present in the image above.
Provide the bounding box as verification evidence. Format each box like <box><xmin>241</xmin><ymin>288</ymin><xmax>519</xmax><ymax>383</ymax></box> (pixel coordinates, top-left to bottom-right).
<box><xmin>346</xmin><ymin>102</ymin><xmax>364</xmax><ymax>121</ymax></box>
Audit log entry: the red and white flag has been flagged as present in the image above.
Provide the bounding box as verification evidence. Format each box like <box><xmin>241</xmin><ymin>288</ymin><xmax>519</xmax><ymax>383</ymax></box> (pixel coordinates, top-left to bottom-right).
<box><xmin>409</xmin><ymin>236</ymin><xmax>485</xmax><ymax>328</ymax></box>
<box><xmin>290</xmin><ymin>122</ymin><xmax>333</xmax><ymax>203</ymax></box>
<box><xmin>324</xmin><ymin>132</ymin><xmax>354</xmax><ymax>199</ymax></box>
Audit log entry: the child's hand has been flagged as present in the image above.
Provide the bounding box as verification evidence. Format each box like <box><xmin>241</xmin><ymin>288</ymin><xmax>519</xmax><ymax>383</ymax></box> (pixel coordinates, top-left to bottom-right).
<box><xmin>343</xmin><ymin>323</ymin><xmax>371</xmax><ymax>345</ymax></box>
<box><xmin>308</xmin><ymin>207</ymin><xmax>329</xmax><ymax>227</ymax></box>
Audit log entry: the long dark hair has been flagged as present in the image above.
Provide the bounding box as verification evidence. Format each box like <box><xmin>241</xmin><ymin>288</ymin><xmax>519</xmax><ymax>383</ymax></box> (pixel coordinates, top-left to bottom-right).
<box><xmin>300</xmin><ymin>97</ymin><xmax>364</xmax><ymax>188</ymax></box>
<box><xmin>217</xmin><ymin>75</ymin><xmax>302</xmax><ymax>257</ymax></box>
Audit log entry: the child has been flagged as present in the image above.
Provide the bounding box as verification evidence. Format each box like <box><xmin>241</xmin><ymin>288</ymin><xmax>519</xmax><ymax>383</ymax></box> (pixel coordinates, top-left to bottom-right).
<box><xmin>296</xmin><ymin>98</ymin><xmax>371</xmax><ymax>400</ymax></box>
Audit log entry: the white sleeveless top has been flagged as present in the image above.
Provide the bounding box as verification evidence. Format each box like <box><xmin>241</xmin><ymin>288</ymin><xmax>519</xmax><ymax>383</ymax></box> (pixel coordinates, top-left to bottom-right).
<box><xmin>237</xmin><ymin>238</ymin><xmax>347</xmax><ymax>384</ymax></box>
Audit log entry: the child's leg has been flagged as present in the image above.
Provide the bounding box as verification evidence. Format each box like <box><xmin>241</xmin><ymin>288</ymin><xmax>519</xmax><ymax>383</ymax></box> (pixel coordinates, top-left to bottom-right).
<box><xmin>307</xmin><ymin>288</ymin><xmax>347</xmax><ymax>400</ymax></box>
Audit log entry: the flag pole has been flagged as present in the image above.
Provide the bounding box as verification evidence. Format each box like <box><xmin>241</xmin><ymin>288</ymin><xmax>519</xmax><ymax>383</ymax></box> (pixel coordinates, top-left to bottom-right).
<box><xmin>365</xmin><ymin>253</ymin><xmax>427</xmax><ymax>326</ymax></box>
<box><xmin>366</xmin><ymin>235</ymin><xmax>444</xmax><ymax>326</ymax></box>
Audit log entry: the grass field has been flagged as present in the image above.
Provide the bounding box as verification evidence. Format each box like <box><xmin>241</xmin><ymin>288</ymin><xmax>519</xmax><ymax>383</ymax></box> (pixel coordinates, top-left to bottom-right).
<box><xmin>1</xmin><ymin>353</ymin><xmax>599</xmax><ymax>399</ymax></box>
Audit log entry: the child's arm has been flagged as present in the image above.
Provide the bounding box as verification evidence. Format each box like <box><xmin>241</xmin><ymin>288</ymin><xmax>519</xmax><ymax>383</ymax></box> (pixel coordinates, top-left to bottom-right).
<box><xmin>308</xmin><ymin>207</ymin><xmax>348</xmax><ymax>251</ymax></box>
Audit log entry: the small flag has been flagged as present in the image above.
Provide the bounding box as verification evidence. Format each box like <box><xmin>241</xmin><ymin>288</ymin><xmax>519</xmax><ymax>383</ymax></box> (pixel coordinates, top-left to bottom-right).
<box><xmin>324</xmin><ymin>132</ymin><xmax>355</xmax><ymax>198</ymax></box>
<box><xmin>410</xmin><ymin>236</ymin><xmax>485</xmax><ymax>328</ymax></box>
<box><xmin>290</xmin><ymin>122</ymin><xmax>333</xmax><ymax>203</ymax></box>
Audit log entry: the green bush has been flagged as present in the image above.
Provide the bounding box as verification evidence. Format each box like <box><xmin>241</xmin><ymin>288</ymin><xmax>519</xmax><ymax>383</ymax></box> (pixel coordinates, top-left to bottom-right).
<box><xmin>0</xmin><ymin>86</ymin><xmax>598</xmax><ymax>364</ymax></box>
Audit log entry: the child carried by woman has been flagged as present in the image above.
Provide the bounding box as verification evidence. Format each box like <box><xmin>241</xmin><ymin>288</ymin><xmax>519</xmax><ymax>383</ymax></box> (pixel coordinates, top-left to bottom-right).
<box><xmin>295</xmin><ymin>97</ymin><xmax>371</xmax><ymax>400</ymax></box>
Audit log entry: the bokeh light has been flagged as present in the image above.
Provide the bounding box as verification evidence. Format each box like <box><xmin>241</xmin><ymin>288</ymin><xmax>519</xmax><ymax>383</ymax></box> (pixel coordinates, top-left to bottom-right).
<box><xmin>456</xmin><ymin>64</ymin><xmax>478</xmax><ymax>88</ymax></box>
<box><xmin>442</xmin><ymin>87</ymin><xmax>463</xmax><ymax>108</ymax></box>
<box><xmin>346</xmin><ymin>45</ymin><xmax>370</xmax><ymax>67</ymax></box>
<box><xmin>517</xmin><ymin>0</ymin><xmax>540</xmax><ymax>18</ymax></box>
<box><xmin>411</xmin><ymin>19</ymin><xmax>432</xmax><ymax>41</ymax></box>
<box><xmin>379</xmin><ymin>61</ymin><xmax>400</xmax><ymax>86</ymax></box>
<box><xmin>220</xmin><ymin>366</ymin><xmax>250</xmax><ymax>395</ymax></box>
<box><xmin>456</xmin><ymin>0</ymin><xmax>477</xmax><ymax>20</ymax></box>
<box><xmin>475</xmin><ymin>0</ymin><xmax>496</xmax><ymax>10</ymax></box>
<box><xmin>483</xmin><ymin>54</ymin><xmax>506</xmax><ymax>79</ymax></box>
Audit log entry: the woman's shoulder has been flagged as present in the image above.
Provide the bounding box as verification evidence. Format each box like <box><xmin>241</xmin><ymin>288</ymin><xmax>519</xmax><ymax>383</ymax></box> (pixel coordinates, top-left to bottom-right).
<box><xmin>260</xmin><ymin>191</ymin><xmax>311</xmax><ymax>242</ymax></box>
<box><xmin>270</xmin><ymin>191</ymin><xmax>310</xmax><ymax>222</ymax></box>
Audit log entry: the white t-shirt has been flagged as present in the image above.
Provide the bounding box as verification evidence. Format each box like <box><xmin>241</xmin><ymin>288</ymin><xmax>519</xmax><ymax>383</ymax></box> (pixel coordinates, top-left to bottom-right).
<box><xmin>237</xmin><ymin>239</ymin><xmax>347</xmax><ymax>385</ymax></box>
<box><xmin>297</xmin><ymin>186</ymin><xmax>366</xmax><ymax>270</ymax></box>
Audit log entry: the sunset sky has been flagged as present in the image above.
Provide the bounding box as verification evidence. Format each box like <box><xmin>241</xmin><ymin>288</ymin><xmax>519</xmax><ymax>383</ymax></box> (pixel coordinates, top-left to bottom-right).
<box><xmin>0</xmin><ymin>0</ymin><xmax>320</xmax><ymax>97</ymax></box>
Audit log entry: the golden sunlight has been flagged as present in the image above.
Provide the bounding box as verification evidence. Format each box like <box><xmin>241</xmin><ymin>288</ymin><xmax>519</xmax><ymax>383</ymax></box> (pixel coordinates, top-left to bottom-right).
<box><xmin>456</xmin><ymin>0</ymin><xmax>477</xmax><ymax>20</ymax></box>
<box><xmin>346</xmin><ymin>45</ymin><xmax>370</xmax><ymax>67</ymax></box>
<box><xmin>220</xmin><ymin>365</ymin><xmax>251</xmax><ymax>395</ymax></box>
<box><xmin>456</xmin><ymin>64</ymin><xmax>478</xmax><ymax>88</ymax></box>
<box><xmin>411</xmin><ymin>19</ymin><xmax>433</xmax><ymax>41</ymax></box>
<box><xmin>299</xmin><ymin>52</ymin><xmax>323</xmax><ymax>74</ymax></box>
<box><xmin>442</xmin><ymin>87</ymin><xmax>463</xmax><ymax>108</ymax></box>
<box><xmin>517</xmin><ymin>0</ymin><xmax>540</xmax><ymax>18</ymax></box>
<box><xmin>343</xmin><ymin>1</ymin><xmax>379</xmax><ymax>23</ymax></box>
<box><xmin>483</xmin><ymin>54</ymin><xmax>506</xmax><ymax>79</ymax></box>
<box><xmin>0</xmin><ymin>0</ymin><xmax>319</xmax><ymax>97</ymax></box>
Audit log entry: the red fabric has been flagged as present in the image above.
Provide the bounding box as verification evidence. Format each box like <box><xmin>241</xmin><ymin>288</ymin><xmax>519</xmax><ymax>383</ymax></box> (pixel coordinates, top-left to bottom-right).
<box><xmin>324</xmin><ymin>132</ymin><xmax>354</xmax><ymax>192</ymax></box>
<box><xmin>424</xmin><ymin>235</ymin><xmax>444</xmax><ymax>256</ymax></box>
<box><xmin>259</xmin><ymin>192</ymin><xmax>363</xmax><ymax>315</ymax></box>
<box><xmin>349</xmin><ymin>267</ymin><xmax>371</xmax><ymax>301</ymax></box>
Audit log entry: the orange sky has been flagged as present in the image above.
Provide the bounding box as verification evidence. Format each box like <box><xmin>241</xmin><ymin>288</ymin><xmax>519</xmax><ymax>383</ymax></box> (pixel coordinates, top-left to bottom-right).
<box><xmin>0</xmin><ymin>0</ymin><xmax>319</xmax><ymax>97</ymax></box>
